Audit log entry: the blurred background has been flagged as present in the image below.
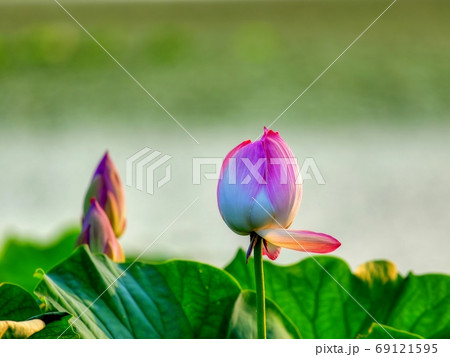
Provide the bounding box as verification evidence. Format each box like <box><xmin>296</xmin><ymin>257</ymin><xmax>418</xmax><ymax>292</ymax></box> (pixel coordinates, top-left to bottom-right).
<box><xmin>0</xmin><ymin>0</ymin><xmax>449</xmax><ymax>280</ymax></box>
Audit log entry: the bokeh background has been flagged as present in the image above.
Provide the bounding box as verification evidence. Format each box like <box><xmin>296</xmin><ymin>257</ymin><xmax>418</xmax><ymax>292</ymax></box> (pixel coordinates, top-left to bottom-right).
<box><xmin>0</xmin><ymin>0</ymin><xmax>449</xmax><ymax>277</ymax></box>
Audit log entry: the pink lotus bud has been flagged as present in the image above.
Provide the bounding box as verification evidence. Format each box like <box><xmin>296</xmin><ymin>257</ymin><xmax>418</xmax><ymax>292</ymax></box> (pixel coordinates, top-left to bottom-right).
<box><xmin>76</xmin><ymin>198</ymin><xmax>125</xmax><ymax>263</ymax></box>
<box><xmin>83</xmin><ymin>152</ymin><xmax>126</xmax><ymax>237</ymax></box>
<box><xmin>217</xmin><ymin>127</ymin><xmax>340</xmax><ymax>260</ymax></box>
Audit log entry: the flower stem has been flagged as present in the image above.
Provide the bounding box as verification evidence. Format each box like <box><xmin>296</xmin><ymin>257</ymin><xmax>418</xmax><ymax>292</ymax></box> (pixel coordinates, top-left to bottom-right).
<box><xmin>252</xmin><ymin>232</ymin><xmax>266</xmax><ymax>339</ymax></box>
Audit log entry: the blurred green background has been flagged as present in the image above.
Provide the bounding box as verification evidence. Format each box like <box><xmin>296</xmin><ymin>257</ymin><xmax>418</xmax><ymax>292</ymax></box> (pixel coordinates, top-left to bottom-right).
<box><xmin>0</xmin><ymin>0</ymin><xmax>449</xmax><ymax>288</ymax></box>
<box><xmin>1</xmin><ymin>0</ymin><xmax>449</xmax><ymax>127</ymax></box>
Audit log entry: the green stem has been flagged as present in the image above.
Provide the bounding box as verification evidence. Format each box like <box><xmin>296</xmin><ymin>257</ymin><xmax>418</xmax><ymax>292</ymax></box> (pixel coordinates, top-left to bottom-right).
<box><xmin>253</xmin><ymin>232</ymin><xmax>266</xmax><ymax>339</ymax></box>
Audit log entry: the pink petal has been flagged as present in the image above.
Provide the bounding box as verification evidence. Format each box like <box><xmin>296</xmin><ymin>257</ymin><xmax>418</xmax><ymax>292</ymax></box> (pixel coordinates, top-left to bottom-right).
<box><xmin>104</xmin><ymin>240</ymin><xmax>125</xmax><ymax>263</ymax></box>
<box><xmin>219</xmin><ymin>139</ymin><xmax>251</xmax><ymax>178</ymax></box>
<box><xmin>256</xmin><ymin>228</ymin><xmax>341</xmax><ymax>253</ymax></box>
<box><xmin>261</xmin><ymin>127</ymin><xmax>302</xmax><ymax>228</ymax></box>
<box><xmin>263</xmin><ymin>240</ymin><xmax>282</xmax><ymax>260</ymax></box>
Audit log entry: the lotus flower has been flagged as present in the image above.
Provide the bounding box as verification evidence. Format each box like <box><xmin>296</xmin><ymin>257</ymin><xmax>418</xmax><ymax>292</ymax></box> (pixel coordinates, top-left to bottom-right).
<box><xmin>76</xmin><ymin>198</ymin><xmax>125</xmax><ymax>263</ymax></box>
<box><xmin>83</xmin><ymin>152</ymin><xmax>126</xmax><ymax>237</ymax></box>
<box><xmin>217</xmin><ymin>127</ymin><xmax>340</xmax><ymax>260</ymax></box>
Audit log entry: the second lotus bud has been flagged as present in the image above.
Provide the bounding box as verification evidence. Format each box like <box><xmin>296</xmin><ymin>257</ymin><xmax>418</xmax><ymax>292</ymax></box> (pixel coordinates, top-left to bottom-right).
<box><xmin>76</xmin><ymin>198</ymin><xmax>125</xmax><ymax>263</ymax></box>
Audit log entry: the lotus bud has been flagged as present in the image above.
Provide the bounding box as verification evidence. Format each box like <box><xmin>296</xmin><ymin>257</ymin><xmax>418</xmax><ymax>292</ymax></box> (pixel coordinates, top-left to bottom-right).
<box><xmin>76</xmin><ymin>198</ymin><xmax>125</xmax><ymax>263</ymax></box>
<box><xmin>217</xmin><ymin>127</ymin><xmax>340</xmax><ymax>260</ymax></box>
<box><xmin>83</xmin><ymin>152</ymin><xmax>126</xmax><ymax>237</ymax></box>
